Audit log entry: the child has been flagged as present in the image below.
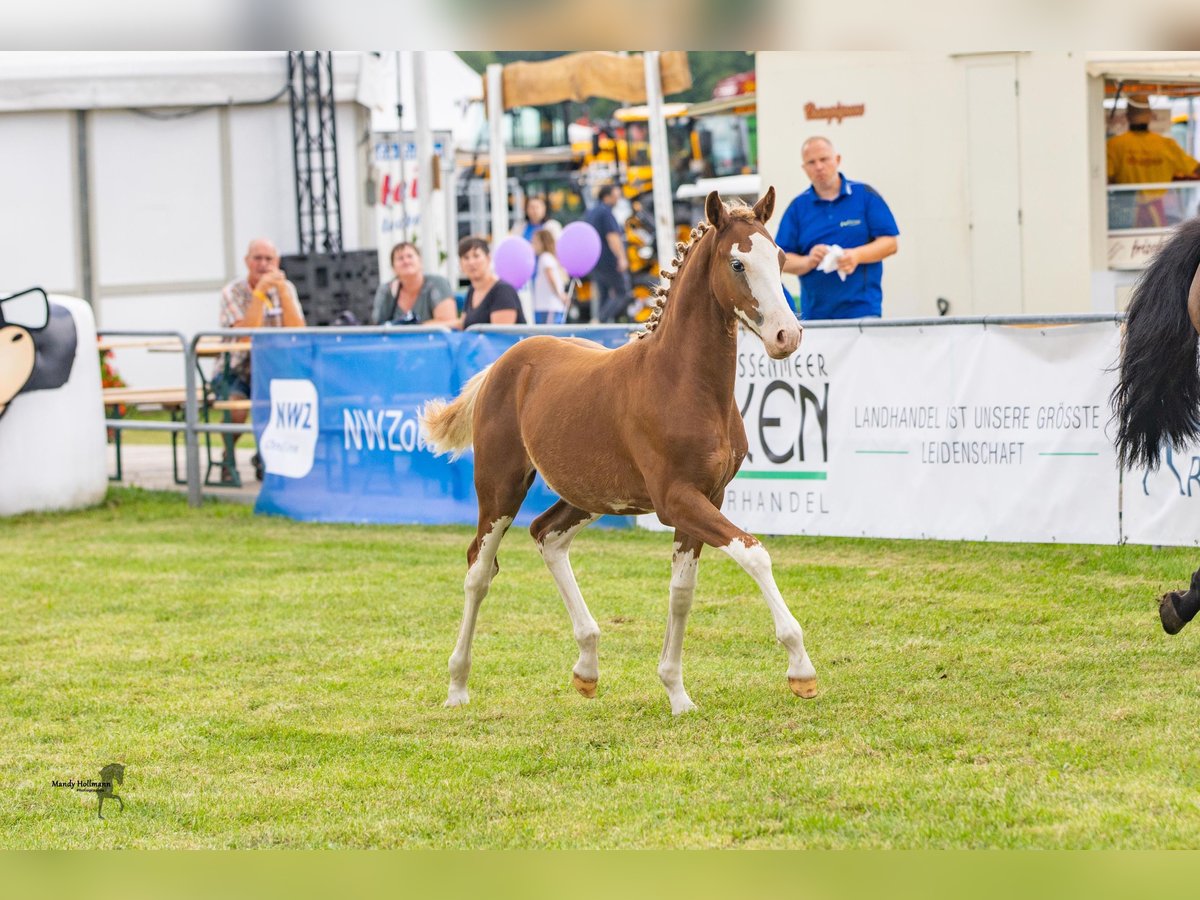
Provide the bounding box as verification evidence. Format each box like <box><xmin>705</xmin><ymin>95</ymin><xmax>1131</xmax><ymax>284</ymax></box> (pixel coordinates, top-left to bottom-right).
<box><xmin>530</xmin><ymin>228</ymin><xmax>570</xmax><ymax>325</ymax></box>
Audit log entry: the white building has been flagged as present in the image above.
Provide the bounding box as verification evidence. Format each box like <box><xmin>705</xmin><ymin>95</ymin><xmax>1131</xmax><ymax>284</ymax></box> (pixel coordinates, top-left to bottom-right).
<box><xmin>757</xmin><ymin>51</ymin><xmax>1200</xmax><ymax>318</ymax></box>
<box><xmin>0</xmin><ymin>50</ymin><xmax>479</xmax><ymax>386</ymax></box>
<box><xmin>10</xmin><ymin>49</ymin><xmax>1198</xmax><ymax>369</ymax></box>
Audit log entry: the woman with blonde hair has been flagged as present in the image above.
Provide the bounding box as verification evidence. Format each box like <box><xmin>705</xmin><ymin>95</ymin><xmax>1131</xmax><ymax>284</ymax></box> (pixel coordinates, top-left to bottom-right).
<box><xmin>530</xmin><ymin>228</ymin><xmax>570</xmax><ymax>324</ymax></box>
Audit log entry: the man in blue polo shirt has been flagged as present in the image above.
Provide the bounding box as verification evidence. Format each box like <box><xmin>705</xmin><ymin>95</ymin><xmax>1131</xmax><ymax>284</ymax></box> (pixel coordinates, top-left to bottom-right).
<box><xmin>776</xmin><ymin>136</ymin><xmax>899</xmax><ymax>320</ymax></box>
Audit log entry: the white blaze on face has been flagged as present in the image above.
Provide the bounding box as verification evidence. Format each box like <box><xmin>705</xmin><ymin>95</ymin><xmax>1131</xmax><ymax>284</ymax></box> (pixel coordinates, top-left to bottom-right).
<box><xmin>730</xmin><ymin>231</ymin><xmax>802</xmax><ymax>359</ymax></box>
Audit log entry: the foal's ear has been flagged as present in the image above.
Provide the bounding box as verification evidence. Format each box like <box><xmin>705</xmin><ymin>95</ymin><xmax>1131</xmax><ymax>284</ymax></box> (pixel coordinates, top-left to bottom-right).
<box><xmin>753</xmin><ymin>186</ymin><xmax>776</xmax><ymax>224</ymax></box>
<box><xmin>705</xmin><ymin>190</ymin><xmax>727</xmax><ymax>228</ymax></box>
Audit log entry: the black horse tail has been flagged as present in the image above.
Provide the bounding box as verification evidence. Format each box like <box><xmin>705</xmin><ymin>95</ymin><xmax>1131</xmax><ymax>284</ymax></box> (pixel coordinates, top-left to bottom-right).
<box><xmin>1113</xmin><ymin>217</ymin><xmax>1200</xmax><ymax>471</ymax></box>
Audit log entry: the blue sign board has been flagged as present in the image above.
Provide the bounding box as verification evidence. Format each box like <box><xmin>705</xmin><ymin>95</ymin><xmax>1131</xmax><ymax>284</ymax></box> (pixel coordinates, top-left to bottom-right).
<box><xmin>251</xmin><ymin>327</ymin><xmax>635</xmax><ymax>527</ymax></box>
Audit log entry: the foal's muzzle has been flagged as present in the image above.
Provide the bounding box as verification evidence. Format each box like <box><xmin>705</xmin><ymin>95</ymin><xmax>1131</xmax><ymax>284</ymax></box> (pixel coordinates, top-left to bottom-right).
<box><xmin>764</xmin><ymin>322</ymin><xmax>803</xmax><ymax>359</ymax></box>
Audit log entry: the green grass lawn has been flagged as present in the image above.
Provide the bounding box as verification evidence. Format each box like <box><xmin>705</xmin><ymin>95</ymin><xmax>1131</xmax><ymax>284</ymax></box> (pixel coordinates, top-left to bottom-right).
<box><xmin>4</xmin><ymin>487</ymin><xmax>1200</xmax><ymax>848</ymax></box>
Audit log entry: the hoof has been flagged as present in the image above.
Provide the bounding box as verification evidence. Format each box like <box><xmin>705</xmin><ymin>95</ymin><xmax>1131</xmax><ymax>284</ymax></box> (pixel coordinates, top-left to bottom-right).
<box><xmin>444</xmin><ymin>689</ymin><xmax>470</xmax><ymax>708</ymax></box>
<box><xmin>572</xmin><ymin>674</ymin><xmax>598</xmax><ymax>698</ymax></box>
<box><xmin>789</xmin><ymin>677</ymin><xmax>818</xmax><ymax>699</ymax></box>
<box><xmin>1161</xmin><ymin>591</ymin><xmax>1188</xmax><ymax>635</ymax></box>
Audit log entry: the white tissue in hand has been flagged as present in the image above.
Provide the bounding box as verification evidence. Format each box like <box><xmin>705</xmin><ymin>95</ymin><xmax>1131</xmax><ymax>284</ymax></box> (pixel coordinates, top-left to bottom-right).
<box><xmin>817</xmin><ymin>245</ymin><xmax>848</xmax><ymax>281</ymax></box>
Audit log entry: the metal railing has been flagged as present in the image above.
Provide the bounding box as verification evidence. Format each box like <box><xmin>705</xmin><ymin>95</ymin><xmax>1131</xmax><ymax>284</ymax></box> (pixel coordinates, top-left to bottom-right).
<box><xmin>101</xmin><ymin>315</ymin><xmax>1125</xmax><ymax>509</ymax></box>
<box><xmin>100</xmin><ymin>326</ymin><xmax>455</xmax><ymax>507</ymax></box>
<box><xmin>797</xmin><ymin>312</ymin><xmax>1125</xmax><ymax>329</ymax></box>
<box><xmin>98</xmin><ymin>330</ymin><xmax>201</xmax><ymax>503</ymax></box>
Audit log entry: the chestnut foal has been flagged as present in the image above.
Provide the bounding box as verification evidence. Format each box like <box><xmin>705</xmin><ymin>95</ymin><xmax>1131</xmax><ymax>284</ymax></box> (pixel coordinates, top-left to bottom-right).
<box><xmin>422</xmin><ymin>188</ymin><xmax>816</xmax><ymax>713</ymax></box>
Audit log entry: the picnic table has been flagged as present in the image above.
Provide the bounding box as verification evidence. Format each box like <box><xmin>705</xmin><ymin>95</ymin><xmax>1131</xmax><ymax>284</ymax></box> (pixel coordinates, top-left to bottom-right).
<box><xmin>102</xmin><ymin>339</ymin><xmax>255</xmax><ymax>486</ymax></box>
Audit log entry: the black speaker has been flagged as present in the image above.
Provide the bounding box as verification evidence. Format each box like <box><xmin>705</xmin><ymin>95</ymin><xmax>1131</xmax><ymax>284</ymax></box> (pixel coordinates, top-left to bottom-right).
<box><xmin>279</xmin><ymin>251</ymin><xmax>379</xmax><ymax>326</ymax></box>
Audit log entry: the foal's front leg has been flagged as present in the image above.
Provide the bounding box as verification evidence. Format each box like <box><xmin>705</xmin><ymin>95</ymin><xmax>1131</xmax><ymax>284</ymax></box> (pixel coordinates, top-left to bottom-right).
<box><xmin>659</xmin><ymin>486</ymin><xmax>817</xmax><ymax>700</ymax></box>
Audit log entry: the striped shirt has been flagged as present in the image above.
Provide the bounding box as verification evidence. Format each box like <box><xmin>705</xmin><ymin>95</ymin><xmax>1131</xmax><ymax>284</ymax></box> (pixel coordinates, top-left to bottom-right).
<box><xmin>218</xmin><ymin>278</ymin><xmax>294</xmax><ymax>381</ymax></box>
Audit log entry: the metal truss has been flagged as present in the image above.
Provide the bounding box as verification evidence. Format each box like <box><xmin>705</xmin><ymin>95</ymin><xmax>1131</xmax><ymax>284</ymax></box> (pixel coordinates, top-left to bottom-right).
<box><xmin>287</xmin><ymin>51</ymin><xmax>344</xmax><ymax>256</ymax></box>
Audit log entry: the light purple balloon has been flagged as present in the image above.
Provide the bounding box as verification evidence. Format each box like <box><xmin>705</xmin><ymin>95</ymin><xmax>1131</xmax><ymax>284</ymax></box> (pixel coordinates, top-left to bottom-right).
<box><xmin>557</xmin><ymin>221</ymin><xmax>602</xmax><ymax>278</ymax></box>
<box><xmin>492</xmin><ymin>236</ymin><xmax>536</xmax><ymax>288</ymax></box>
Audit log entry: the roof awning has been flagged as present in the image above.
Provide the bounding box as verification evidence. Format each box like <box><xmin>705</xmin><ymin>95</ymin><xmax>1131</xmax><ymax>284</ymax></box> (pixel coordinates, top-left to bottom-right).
<box><xmin>0</xmin><ymin>51</ymin><xmax>364</xmax><ymax>113</ymax></box>
<box><xmin>613</xmin><ymin>102</ymin><xmax>690</xmax><ymax>122</ymax></box>
<box><xmin>1087</xmin><ymin>58</ymin><xmax>1200</xmax><ymax>85</ymax></box>
<box><xmin>686</xmin><ymin>93</ymin><xmax>757</xmax><ymax>117</ymax></box>
<box><xmin>455</xmin><ymin>144</ymin><xmax>580</xmax><ymax>169</ymax></box>
<box><xmin>491</xmin><ymin>51</ymin><xmax>692</xmax><ymax>110</ymax></box>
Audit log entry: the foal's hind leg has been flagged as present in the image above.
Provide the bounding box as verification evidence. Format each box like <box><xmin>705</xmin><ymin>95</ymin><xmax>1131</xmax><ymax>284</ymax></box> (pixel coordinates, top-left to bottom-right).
<box><xmin>658</xmin><ymin>532</ymin><xmax>702</xmax><ymax>715</ymax></box>
<box><xmin>530</xmin><ymin>500</ymin><xmax>601</xmax><ymax>697</ymax></box>
<box><xmin>658</xmin><ymin>485</ymin><xmax>817</xmax><ymax>700</ymax></box>
<box><xmin>445</xmin><ymin>466</ymin><xmax>535</xmax><ymax>708</ymax></box>
<box><xmin>1160</xmin><ymin>565</ymin><xmax>1200</xmax><ymax>634</ymax></box>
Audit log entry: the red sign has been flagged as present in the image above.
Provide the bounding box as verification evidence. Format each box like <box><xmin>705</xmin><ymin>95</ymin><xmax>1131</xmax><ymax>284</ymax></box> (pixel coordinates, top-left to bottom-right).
<box><xmin>804</xmin><ymin>102</ymin><xmax>866</xmax><ymax>125</ymax></box>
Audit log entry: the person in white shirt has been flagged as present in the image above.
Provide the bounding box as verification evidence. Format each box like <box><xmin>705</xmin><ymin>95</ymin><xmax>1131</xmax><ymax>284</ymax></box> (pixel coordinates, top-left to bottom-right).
<box><xmin>513</xmin><ymin>195</ymin><xmax>563</xmax><ymax>243</ymax></box>
<box><xmin>530</xmin><ymin>228</ymin><xmax>570</xmax><ymax>324</ymax></box>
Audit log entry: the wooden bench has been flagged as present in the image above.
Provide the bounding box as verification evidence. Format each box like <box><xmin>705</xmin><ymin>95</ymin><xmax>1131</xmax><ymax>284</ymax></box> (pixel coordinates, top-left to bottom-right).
<box><xmin>103</xmin><ymin>387</ymin><xmax>204</xmax><ymax>483</ymax></box>
<box><xmin>97</xmin><ymin>338</ymin><xmax>180</xmax><ymax>353</ymax></box>
<box><xmin>210</xmin><ymin>398</ymin><xmax>253</xmax><ymax>413</ymax></box>
<box><xmin>103</xmin><ymin>388</ymin><xmax>258</xmax><ymax>488</ymax></box>
<box><xmin>102</xmin><ymin>386</ymin><xmax>203</xmax><ymax>408</ymax></box>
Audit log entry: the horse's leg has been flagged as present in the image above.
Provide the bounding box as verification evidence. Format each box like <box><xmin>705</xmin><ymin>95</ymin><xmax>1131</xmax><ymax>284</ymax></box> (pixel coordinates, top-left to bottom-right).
<box><xmin>1160</xmin><ymin>565</ymin><xmax>1200</xmax><ymax>634</ymax></box>
<box><xmin>658</xmin><ymin>485</ymin><xmax>817</xmax><ymax>699</ymax></box>
<box><xmin>445</xmin><ymin>456</ymin><xmax>535</xmax><ymax>708</ymax></box>
<box><xmin>97</xmin><ymin>795</ymin><xmax>104</xmax><ymax>820</ymax></box>
<box><xmin>530</xmin><ymin>500</ymin><xmax>601</xmax><ymax>696</ymax></box>
<box><xmin>658</xmin><ymin>532</ymin><xmax>703</xmax><ymax>714</ymax></box>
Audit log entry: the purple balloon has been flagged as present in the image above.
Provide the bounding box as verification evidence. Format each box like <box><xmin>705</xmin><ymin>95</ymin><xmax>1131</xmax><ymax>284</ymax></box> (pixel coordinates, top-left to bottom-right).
<box><xmin>557</xmin><ymin>221</ymin><xmax>602</xmax><ymax>278</ymax></box>
<box><xmin>492</xmin><ymin>236</ymin><xmax>536</xmax><ymax>288</ymax></box>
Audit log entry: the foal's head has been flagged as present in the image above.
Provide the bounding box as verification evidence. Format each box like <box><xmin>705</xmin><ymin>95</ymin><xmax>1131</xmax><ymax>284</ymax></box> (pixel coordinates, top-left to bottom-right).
<box><xmin>705</xmin><ymin>188</ymin><xmax>802</xmax><ymax>359</ymax></box>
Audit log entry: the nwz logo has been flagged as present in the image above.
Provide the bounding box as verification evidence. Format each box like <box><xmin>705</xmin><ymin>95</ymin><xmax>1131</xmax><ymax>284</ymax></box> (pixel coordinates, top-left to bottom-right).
<box><xmin>274</xmin><ymin>401</ymin><xmax>314</xmax><ymax>429</ymax></box>
<box><xmin>1144</xmin><ymin>446</ymin><xmax>1200</xmax><ymax>496</ymax></box>
<box><xmin>342</xmin><ymin>408</ymin><xmax>423</xmax><ymax>453</ymax></box>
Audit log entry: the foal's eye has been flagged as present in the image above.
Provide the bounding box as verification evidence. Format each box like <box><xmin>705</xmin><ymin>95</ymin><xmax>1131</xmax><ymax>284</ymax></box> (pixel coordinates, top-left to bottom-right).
<box><xmin>731</xmin><ymin>259</ymin><xmax>745</xmax><ymax>273</ymax></box>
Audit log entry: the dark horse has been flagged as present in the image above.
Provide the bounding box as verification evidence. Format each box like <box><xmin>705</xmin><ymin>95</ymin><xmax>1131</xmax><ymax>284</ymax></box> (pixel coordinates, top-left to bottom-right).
<box><xmin>1113</xmin><ymin>217</ymin><xmax>1200</xmax><ymax>634</ymax></box>
<box><xmin>421</xmin><ymin>189</ymin><xmax>816</xmax><ymax>714</ymax></box>
<box><xmin>78</xmin><ymin>762</ymin><xmax>125</xmax><ymax>819</ymax></box>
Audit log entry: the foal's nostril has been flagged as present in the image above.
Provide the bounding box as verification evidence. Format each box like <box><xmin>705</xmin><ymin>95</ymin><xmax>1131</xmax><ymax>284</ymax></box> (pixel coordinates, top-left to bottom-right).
<box><xmin>776</xmin><ymin>329</ymin><xmax>787</xmax><ymax>346</ymax></box>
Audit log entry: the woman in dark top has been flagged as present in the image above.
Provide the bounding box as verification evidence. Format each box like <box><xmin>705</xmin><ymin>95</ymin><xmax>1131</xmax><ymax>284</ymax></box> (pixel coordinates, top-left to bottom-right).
<box><xmin>457</xmin><ymin>235</ymin><xmax>526</xmax><ymax>329</ymax></box>
<box><xmin>370</xmin><ymin>242</ymin><xmax>458</xmax><ymax>325</ymax></box>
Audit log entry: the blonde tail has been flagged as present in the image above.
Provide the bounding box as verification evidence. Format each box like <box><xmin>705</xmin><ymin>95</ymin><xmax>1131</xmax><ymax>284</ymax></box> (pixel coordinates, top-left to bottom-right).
<box><xmin>419</xmin><ymin>366</ymin><xmax>492</xmax><ymax>460</ymax></box>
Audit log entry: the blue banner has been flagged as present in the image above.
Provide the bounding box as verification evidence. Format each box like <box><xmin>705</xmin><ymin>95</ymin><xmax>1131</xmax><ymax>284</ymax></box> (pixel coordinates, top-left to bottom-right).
<box><xmin>251</xmin><ymin>327</ymin><xmax>635</xmax><ymax>527</ymax></box>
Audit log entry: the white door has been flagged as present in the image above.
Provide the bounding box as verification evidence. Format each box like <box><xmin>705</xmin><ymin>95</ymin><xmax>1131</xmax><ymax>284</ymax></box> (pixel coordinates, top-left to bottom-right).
<box><xmin>965</xmin><ymin>57</ymin><xmax>1023</xmax><ymax>314</ymax></box>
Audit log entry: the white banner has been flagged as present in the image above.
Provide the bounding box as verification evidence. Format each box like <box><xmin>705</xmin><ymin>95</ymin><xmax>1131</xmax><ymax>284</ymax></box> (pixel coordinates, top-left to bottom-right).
<box><xmin>372</xmin><ymin>131</ymin><xmax>452</xmax><ymax>277</ymax></box>
<box><xmin>643</xmin><ymin>321</ymin><xmax>1123</xmax><ymax>544</ymax></box>
<box><xmin>1124</xmin><ymin>443</ymin><xmax>1200</xmax><ymax>546</ymax></box>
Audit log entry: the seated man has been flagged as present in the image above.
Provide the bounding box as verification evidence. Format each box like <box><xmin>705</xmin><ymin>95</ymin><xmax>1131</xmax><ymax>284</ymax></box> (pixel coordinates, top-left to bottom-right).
<box><xmin>217</xmin><ymin>237</ymin><xmax>305</xmax><ymax>481</ymax></box>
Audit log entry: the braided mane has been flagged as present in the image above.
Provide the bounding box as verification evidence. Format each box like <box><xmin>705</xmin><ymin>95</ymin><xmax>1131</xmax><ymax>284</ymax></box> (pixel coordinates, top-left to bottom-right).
<box><xmin>635</xmin><ymin>201</ymin><xmax>758</xmax><ymax>339</ymax></box>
